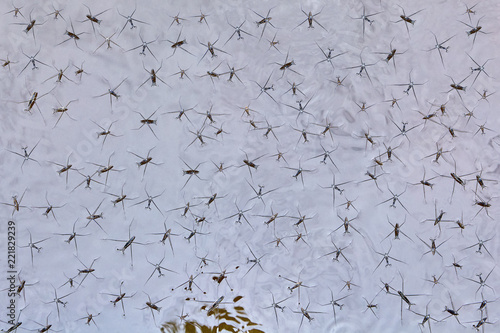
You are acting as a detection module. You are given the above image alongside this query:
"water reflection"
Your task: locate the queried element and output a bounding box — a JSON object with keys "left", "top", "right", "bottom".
{"left": 161, "top": 296, "right": 264, "bottom": 333}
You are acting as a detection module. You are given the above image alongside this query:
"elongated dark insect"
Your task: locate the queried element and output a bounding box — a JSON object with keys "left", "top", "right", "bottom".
{"left": 439, "top": 155, "right": 476, "bottom": 202}
{"left": 148, "top": 220, "right": 179, "bottom": 254}
{"left": 198, "top": 37, "right": 230, "bottom": 64}
{"left": 224, "top": 63, "right": 245, "bottom": 83}
{"left": 78, "top": 309, "right": 100, "bottom": 327}
{"left": 82, "top": 199, "right": 106, "bottom": 233}
{"left": 460, "top": 16, "right": 486, "bottom": 46}
{"left": 442, "top": 292, "right": 465, "bottom": 326}
{"left": 238, "top": 150, "right": 266, "bottom": 180}
{"left": 12, "top": 11, "right": 44, "bottom": 43}
{"left": 57, "top": 20, "right": 86, "bottom": 49}
{"left": 417, "top": 235, "right": 451, "bottom": 258}
{"left": 252, "top": 7, "right": 276, "bottom": 40}
{"left": 292, "top": 302, "right": 325, "bottom": 330}
{"left": 168, "top": 12, "right": 187, "bottom": 28}
{"left": 410, "top": 301, "right": 439, "bottom": 333}
{"left": 180, "top": 159, "right": 204, "bottom": 189}
{"left": 295, "top": 7, "right": 328, "bottom": 31}
{"left": 137, "top": 292, "right": 169, "bottom": 325}
{"left": 283, "top": 161, "right": 315, "bottom": 188}
{"left": 166, "top": 29, "right": 194, "bottom": 58}
{"left": 362, "top": 295, "right": 379, "bottom": 319}
{"left": 392, "top": 5, "right": 424, "bottom": 37}
{"left": 174, "top": 271, "right": 203, "bottom": 292}
{"left": 129, "top": 147, "right": 163, "bottom": 179}
{"left": 445, "top": 75, "right": 468, "bottom": 102}
{"left": 80, "top": 5, "right": 110, "bottom": 33}
{"left": 388, "top": 272, "right": 428, "bottom": 323}
{"left": 198, "top": 62, "right": 224, "bottom": 85}
{"left": 133, "top": 108, "right": 160, "bottom": 139}
{"left": 375, "top": 38, "right": 406, "bottom": 71}
{"left": 101, "top": 281, "right": 136, "bottom": 317}
{"left": 6, "top": 2, "right": 25, "bottom": 18}
{"left": 274, "top": 50, "right": 302, "bottom": 77}
{"left": 279, "top": 272, "right": 311, "bottom": 306}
